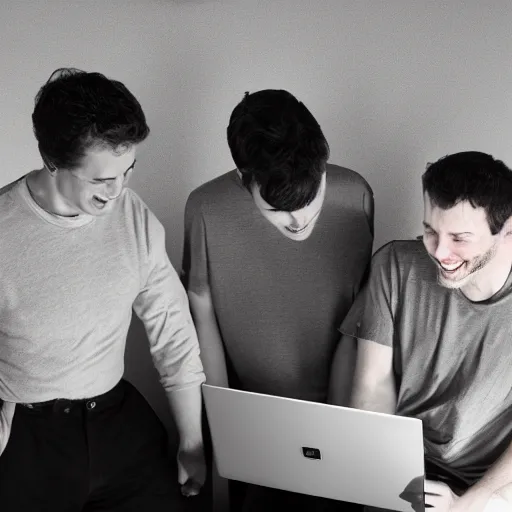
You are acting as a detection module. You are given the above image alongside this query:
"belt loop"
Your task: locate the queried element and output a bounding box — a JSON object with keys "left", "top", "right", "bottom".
{"left": 53, "top": 399, "right": 74, "bottom": 414}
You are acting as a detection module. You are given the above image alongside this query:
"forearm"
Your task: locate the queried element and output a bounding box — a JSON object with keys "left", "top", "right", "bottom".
{"left": 328, "top": 335, "right": 357, "bottom": 406}
{"left": 350, "top": 365, "right": 397, "bottom": 414}
{"left": 188, "top": 290, "right": 229, "bottom": 388}
{"left": 195, "top": 318, "right": 228, "bottom": 387}
{"left": 348, "top": 338, "right": 397, "bottom": 414}
{"left": 459, "top": 440, "right": 512, "bottom": 511}
{"left": 167, "top": 385, "right": 203, "bottom": 448}
{"left": 349, "top": 362, "right": 397, "bottom": 413}
{"left": 350, "top": 382, "right": 397, "bottom": 413}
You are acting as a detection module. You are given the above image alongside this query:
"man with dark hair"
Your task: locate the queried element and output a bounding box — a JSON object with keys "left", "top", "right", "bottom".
{"left": 0, "top": 68, "right": 206, "bottom": 511}
{"left": 333, "top": 151, "right": 512, "bottom": 511}
{"left": 182, "top": 89, "right": 374, "bottom": 511}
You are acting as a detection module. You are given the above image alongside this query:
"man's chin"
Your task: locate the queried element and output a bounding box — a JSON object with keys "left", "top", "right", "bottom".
{"left": 438, "top": 274, "right": 465, "bottom": 289}
{"left": 437, "top": 267, "right": 477, "bottom": 290}
{"left": 280, "top": 221, "right": 319, "bottom": 241}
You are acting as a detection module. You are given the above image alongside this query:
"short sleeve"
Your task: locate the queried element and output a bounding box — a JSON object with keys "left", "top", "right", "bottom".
{"left": 182, "top": 191, "right": 209, "bottom": 294}
{"left": 339, "top": 242, "right": 397, "bottom": 347}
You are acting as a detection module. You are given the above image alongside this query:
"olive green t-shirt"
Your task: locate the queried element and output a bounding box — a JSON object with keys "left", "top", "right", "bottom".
{"left": 340, "top": 240, "right": 512, "bottom": 489}
{"left": 182, "top": 164, "right": 374, "bottom": 403}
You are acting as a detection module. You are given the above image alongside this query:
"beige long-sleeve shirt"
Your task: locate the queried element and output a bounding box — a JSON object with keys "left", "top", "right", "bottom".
{"left": 0, "top": 174, "right": 205, "bottom": 452}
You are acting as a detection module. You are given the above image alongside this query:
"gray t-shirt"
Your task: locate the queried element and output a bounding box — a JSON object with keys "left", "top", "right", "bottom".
{"left": 182, "top": 164, "right": 374, "bottom": 402}
{"left": 340, "top": 240, "right": 512, "bottom": 488}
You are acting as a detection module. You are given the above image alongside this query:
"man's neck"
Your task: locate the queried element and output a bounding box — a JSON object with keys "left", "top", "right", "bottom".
{"left": 27, "top": 169, "right": 79, "bottom": 218}
{"left": 461, "top": 254, "right": 512, "bottom": 302}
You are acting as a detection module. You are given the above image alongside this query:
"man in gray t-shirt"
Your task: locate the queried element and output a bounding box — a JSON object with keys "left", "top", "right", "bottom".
{"left": 183, "top": 90, "right": 373, "bottom": 511}
{"left": 335, "top": 151, "right": 512, "bottom": 512}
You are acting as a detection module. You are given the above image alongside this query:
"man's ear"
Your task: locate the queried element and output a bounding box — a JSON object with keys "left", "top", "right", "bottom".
{"left": 501, "top": 216, "right": 512, "bottom": 239}
{"left": 41, "top": 155, "right": 58, "bottom": 175}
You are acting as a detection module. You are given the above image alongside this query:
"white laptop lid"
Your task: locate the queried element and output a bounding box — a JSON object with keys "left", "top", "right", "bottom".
{"left": 203, "top": 384, "right": 425, "bottom": 512}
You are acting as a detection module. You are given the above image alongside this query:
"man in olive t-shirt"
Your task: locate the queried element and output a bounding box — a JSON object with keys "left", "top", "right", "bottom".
{"left": 335, "top": 151, "right": 512, "bottom": 512}
{"left": 183, "top": 90, "right": 374, "bottom": 511}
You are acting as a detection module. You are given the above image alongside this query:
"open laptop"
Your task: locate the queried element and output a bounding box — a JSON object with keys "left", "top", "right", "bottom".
{"left": 203, "top": 384, "right": 425, "bottom": 512}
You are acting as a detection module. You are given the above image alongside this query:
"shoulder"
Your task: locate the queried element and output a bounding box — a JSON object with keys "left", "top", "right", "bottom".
{"left": 122, "top": 187, "right": 164, "bottom": 234}
{"left": 123, "top": 187, "right": 152, "bottom": 215}
{"left": 371, "top": 239, "right": 428, "bottom": 272}
{"left": 326, "top": 163, "right": 373, "bottom": 195}
{"left": 185, "top": 170, "right": 241, "bottom": 216}
{"left": 0, "top": 175, "right": 26, "bottom": 222}
{"left": 325, "top": 164, "right": 374, "bottom": 218}
{"left": 0, "top": 175, "right": 25, "bottom": 201}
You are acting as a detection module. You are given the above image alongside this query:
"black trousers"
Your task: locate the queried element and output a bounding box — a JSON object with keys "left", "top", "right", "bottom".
{"left": 0, "top": 379, "right": 185, "bottom": 512}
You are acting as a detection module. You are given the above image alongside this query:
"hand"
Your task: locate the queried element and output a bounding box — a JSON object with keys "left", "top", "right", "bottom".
{"left": 424, "top": 479, "right": 459, "bottom": 511}
{"left": 399, "top": 476, "right": 425, "bottom": 512}
{"left": 177, "top": 442, "right": 206, "bottom": 497}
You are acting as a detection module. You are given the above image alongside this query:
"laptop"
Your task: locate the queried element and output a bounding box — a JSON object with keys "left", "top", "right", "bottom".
{"left": 202, "top": 384, "right": 425, "bottom": 512}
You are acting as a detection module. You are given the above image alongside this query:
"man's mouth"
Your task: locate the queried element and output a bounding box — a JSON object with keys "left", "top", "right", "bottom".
{"left": 285, "top": 212, "right": 320, "bottom": 234}
{"left": 93, "top": 195, "right": 108, "bottom": 208}
{"left": 439, "top": 261, "right": 465, "bottom": 273}
{"left": 286, "top": 224, "right": 308, "bottom": 234}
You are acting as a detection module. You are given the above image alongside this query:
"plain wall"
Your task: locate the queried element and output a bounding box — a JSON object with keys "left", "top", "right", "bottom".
{"left": 1, "top": 0, "right": 512, "bottom": 436}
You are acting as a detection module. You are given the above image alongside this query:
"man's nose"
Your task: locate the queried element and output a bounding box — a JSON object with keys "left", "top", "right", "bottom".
{"left": 434, "top": 239, "right": 453, "bottom": 261}
{"left": 106, "top": 177, "right": 124, "bottom": 199}
{"left": 289, "top": 212, "right": 306, "bottom": 228}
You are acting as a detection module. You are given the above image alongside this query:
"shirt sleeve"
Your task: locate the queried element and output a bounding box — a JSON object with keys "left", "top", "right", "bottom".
{"left": 133, "top": 210, "right": 205, "bottom": 393}
{"left": 339, "top": 242, "right": 397, "bottom": 347}
{"left": 181, "top": 191, "right": 209, "bottom": 294}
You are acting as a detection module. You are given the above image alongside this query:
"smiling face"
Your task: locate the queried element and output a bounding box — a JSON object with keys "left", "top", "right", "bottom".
{"left": 422, "top": 193, "right": 501, "bottom": 289}
{"left": 51, "top": 146, "right": 137, "bottom": 216}
{"left": 250, "top": 172, "right": 327, "bottom": 241}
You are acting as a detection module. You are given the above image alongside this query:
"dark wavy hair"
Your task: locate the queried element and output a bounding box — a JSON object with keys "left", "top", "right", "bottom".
{"left": 227, "top": 89, "right": 329, "bottom": 212}
{"left": 32, "top": 68, "right": 149, "bottom": 171}
{"left": 422, "top": 151, "right": 512, "bottom": 234}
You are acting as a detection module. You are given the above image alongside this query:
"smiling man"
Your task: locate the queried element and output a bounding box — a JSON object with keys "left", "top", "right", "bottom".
{"left": 334, "top": 151, "right": 512, "bottom": 512}
{"left": 0, "top": 68, "right": 206, "bottom": 511}
{"left": 182, "top": 89, "right": 374, "bottom": 511}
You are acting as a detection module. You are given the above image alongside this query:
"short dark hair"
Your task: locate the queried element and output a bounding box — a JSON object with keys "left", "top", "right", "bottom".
{"left": 227, "top": 89, "right": 329, "bottom": 212}
{"left": 422, "top": 151, "right": 512, "bottom": 235}
{"left": 32, "top": 68, "right": 150, "bottom": 171}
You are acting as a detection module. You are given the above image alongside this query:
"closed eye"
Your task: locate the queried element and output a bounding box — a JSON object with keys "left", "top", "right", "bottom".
{"left": 92, "top": 160, "right": 136, "bottom": 183}
{"left": 93, "top": 171, "right": 131, "bottom": 184}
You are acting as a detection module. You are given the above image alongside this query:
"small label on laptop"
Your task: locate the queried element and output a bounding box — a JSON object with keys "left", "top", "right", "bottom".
{"left": 302, "top": 447, "right": 321, "bottom": 460}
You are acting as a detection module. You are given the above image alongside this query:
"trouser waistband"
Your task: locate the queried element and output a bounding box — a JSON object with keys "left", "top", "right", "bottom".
{"left": 15, "top": 379, "right": 125, "bottom": 415}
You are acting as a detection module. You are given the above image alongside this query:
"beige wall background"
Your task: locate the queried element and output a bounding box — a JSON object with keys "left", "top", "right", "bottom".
{"left": 1, "top": 0, "right": 511, "bottom": 434}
